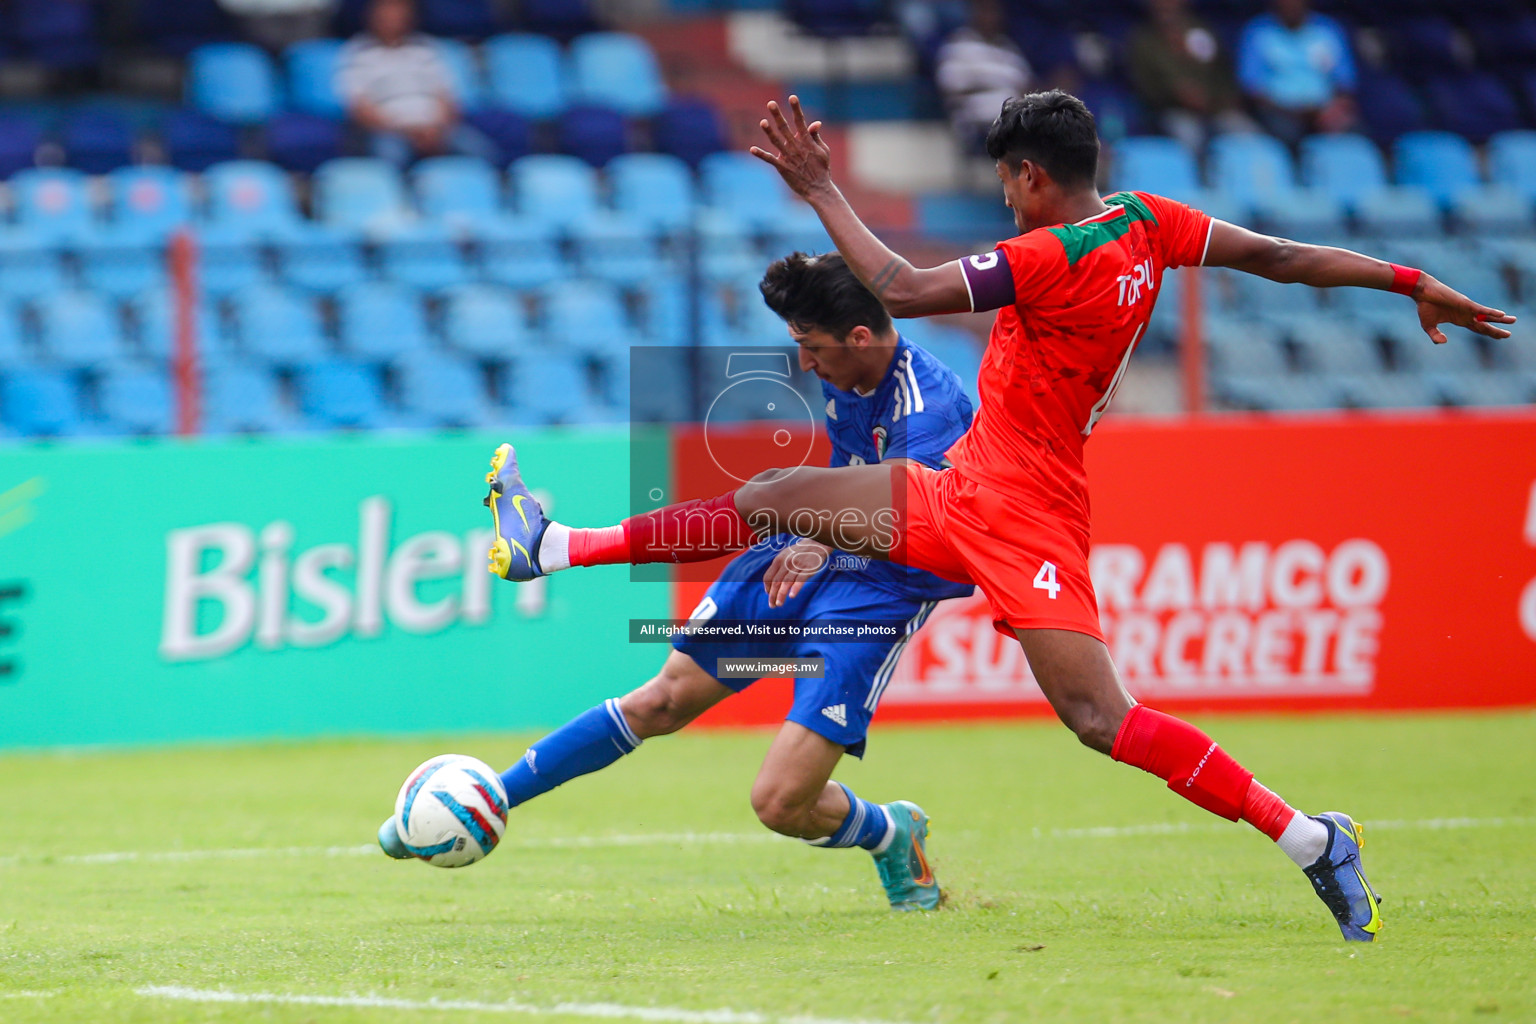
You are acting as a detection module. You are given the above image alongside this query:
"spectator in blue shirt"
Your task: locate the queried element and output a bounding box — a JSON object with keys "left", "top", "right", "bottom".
{"left": 1237, "top": 0, "right": 1357, "bottom": 142}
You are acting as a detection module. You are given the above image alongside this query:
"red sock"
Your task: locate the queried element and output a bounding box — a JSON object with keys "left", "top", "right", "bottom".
{"left": 1239, "top": 780, "right": 1297, "bottom": 842}
{"left": 1110, "top": 705, "right": 1252, "bottom": 821}
{"left": 569, "top": 491, "right": 758, "bottom": 567}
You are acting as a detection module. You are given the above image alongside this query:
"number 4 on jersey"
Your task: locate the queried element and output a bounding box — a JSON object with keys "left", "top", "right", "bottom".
{"left": 1033, "top": 561, "right": 1061, "bottom": 600}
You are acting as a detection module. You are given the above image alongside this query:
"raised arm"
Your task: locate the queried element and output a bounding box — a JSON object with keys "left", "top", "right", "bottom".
{"left": 1203, "top": 220, "right": 1517, "bottom": 345}
{"left": 750, "top": 97, "right": 971, "bottom": 318}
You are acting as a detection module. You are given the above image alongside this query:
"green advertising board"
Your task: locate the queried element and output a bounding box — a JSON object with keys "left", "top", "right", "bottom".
{"left": 0, "top": 430, "right": 670, "bottom": 749}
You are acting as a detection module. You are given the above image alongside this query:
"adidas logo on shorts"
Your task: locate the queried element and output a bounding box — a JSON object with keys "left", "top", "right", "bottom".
{"left": 821, "top": 704, "right": 847, "bottom": 727}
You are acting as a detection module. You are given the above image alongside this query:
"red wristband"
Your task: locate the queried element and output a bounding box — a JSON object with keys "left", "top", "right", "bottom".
{"left": 1389, "top": 263, "right": 1422, "bottom": 296}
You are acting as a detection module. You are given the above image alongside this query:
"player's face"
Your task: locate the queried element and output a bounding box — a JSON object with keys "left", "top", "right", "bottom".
{"left": 791, "top": 326, "right": 861, "bottom": 391}
{"left": 996, "top": 160, "right": 1033, "bottom": 234}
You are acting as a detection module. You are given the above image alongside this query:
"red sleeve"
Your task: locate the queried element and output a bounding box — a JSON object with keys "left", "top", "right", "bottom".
{"left": 994, "top": 231, "right": 1068, "bottom": 307}
{"left": 1135, "top": 191, "right": 1214, "bottom": 269}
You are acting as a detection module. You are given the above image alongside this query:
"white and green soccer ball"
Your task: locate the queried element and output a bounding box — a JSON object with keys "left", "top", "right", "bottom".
{"left": 390, "top": 754, "right": 508, "bottom": 868}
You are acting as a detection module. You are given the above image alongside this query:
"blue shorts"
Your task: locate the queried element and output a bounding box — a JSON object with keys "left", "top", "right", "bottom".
{"left": 671, "top": 540, "right": 939, "bottom": 758}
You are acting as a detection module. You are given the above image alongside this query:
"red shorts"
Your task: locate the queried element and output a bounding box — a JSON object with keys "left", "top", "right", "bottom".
{"left": 890, "top": 464, "right": 1103, "bottom": 641}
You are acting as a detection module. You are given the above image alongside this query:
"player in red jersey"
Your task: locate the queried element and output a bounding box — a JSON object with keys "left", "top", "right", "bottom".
{"left": 485, "top": 91, "right": 1515, "bottom": 940}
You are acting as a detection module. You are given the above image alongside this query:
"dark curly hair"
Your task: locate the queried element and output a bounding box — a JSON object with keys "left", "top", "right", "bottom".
{"left": 985, "top": 90, "right": 1100, "bottom": 187}
{"left": 758, "top": 251, "right": 892, "bottom": 340}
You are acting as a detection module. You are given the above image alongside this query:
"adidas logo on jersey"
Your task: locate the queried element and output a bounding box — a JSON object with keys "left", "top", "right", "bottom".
{"left": 821, "top": 704, "right": 847, "bottom": 727}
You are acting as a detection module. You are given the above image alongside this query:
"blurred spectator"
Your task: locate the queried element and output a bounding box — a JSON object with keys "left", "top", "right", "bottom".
{"left": 336, "top": 0, "right": 498, "bottom": 166}
{"left": 934, "top": 0, "right": 1033, "bottom": 151}
{"left": 219, "top": 0, "right": 337, "bottom": 49}
{"left": 1237, "top": 0, "right": 1357, "bottom": 143}
{"left": 1128, "top": 0, "right": 1254, "bottom": 151}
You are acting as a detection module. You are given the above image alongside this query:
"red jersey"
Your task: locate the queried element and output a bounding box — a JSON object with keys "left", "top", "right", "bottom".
{"left": 949, "top": 191, "right": 1212, "bottom": 524}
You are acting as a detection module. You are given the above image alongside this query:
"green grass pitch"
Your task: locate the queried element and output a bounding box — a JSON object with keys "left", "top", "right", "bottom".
{"left": 1, "top": 712, "right": 1534, "bottom": 1024}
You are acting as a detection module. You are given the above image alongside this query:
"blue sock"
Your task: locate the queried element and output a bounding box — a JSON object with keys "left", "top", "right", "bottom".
{"left": 805, "top": 783, "right": 893, "bottom": 851}
{"left": 499, "top": 699, "right": 642, "bottom": 807}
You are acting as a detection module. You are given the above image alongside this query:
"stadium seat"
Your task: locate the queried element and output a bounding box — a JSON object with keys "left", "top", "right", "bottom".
{"left": 135, "top": 0, "right": 236, "bottom": 57}
{"left": 61, "top": 108, "right": 135, "bottom": 175}
{"left": 412, "top": 156, "right": 505, "bottom": 224}
{"left": 1110, "top": 136, "right": 1200, "bottom": 201}
{"left": 264, "top": 113, "right": 345, "bottom": 174}
{"left": 99, "top": 365, "right": 174, "bottom": 434}
{"left": 540, "top": 279, "right": 631, "bottom": 360}
{"left": 504, "top": 350, "right": 590, "bottom": 423}
{"left": 700, "top": 152, "right": 796, "bottom": 230}
{"left": 570, "top": 214, "right": 663, "bottom": 287}
{"left": 0, "top": 301, "right": 28, "bottom": 365}
{"left": 0, "top": 367, "right": 81, "bottom": 436}
{"left": 194, "top": 224, "right": 271, "bottom": 296}
{"left": 484, "top": 34, "right": 569, "bottom": 119}
{"left": 108, "top": 166, "right": 192, "bottom": 238}
{"left": 1386, "top": 15, "right": 1461, "bottom": 66}
{"left": 312, "top": 158, "right": 411, "bottom": 230}
{"left": 1281, "top": 318, "right": 1386, "bottom": 374}
{"left": 1208, "top": 133, "right": 1296, "bottom": 210}
{"left": 520, "top": 0, "right": 596, "bottom": 39}
{"left": 203, "top": 362, "right": 292, "bottom": 433}
{"left": 298, "top": 360, "right": 389, "bottom": 428}
{"left": 0, "top": 115, "right": 42, "bottom": 178}
{"left": 204, "top": 161, "right": 304, "bottom": 236}
{"left": 33, "top": 291, "right": 126, "bottom": 366}
{"left": 11, "top": 168, "right": 93, "bottom": 241}
{"left": 692, "top": 209, "right": 766, "bottom": 285}
{"left": 511, "top": 155, "right": 600, "bottom": 229}
{"left": 785, "top": 0, "right": 885, "bottom": 37}
{"left": 160, "top": 109, "right": 241, "bottom": 173}
{"left": 230, "top": 285, "right": 328, "bottom": 365}
{"left": 1393, "top": 132, "right": 1482, "bottom": 207}
{"left": 440, "top": 283, "right": 531, "bottom": 358}
{"left": 433, "top": 38, "right": 487, "bottom": 110}
{"left": 463, "top": 109, "right": 533, "bottom": 167}
{"left": 376, "top": 223, "right": 470, "bottom": 291}
{"left": 395, "top": 349, "right": 493, "bottom": 427}
{"left": 1299, "top": 134, "right": 1388, "bottom": 212}
{"left": 569, "top": 33, "right": 667, "bottom": 118}
{"left": 1489, "top": 131, "right": 1536, "bottom": 202}
{"left": 653, "top": 99, "right": 726, "bottom": 169}
{"left": 1451, "top": 186, "right": 1536, "bottom": 234}
{"left": 559, "top": 105, "right": 630, "bottom": 167}
{"left": 284, "top": 38, "right": 345, "bottom": 119}
{"left": 1330, "top": 373, "right": 1440, "bottom": 410}
{"left": 1354, "top": 186, "right": 1442, "bottom": 235}
{"left": 1252, "top": 190, "right": 1347, "bottom": 240}
{"left": 901, "top": 324, "right": 983, "bottom": 407}
{"left": 0, "top": 231, "right": 68, "bottom": 302}
{"left": 1075, "top": 79, "right": 1150, "bottom": 142}
{"left": 77, "top": 233, "right": 167, "bottom": 300}
{"left": 1355, "top": 73, "right": 1429, "bottom": 145}
{"left": 419, "top": 0, "right": 498, "bottom": 38}
{"left": 10, "top": 0, "right": 99, "bottom": 70}
{"left": 1381, "top": 320, "right": 1487, "bottom": 374}
{"left": 132, "top": 289, "right": 223, "bottom": 360}
{"left": 1424, "top": 73, "right": 1524, "bottom": 144}
{"left": 636, "top": 276, "right": 730, "bottom": 347}
{"left": 335, "top": 282, "right": 430, "bottom": 361}
{"left": 187, "top": 43, "right": 280, "bottom": 124}
{"left": 1428, "top": 371, "right": 1535, "bottom": 408}
{"left": 273, "top": 225, "right": 369, "bottom": 293}
{"left": 609, "top": 153, "right": 697, "bottom": 233}
{"left": 472, "top": 218, "right": 564, "bottom": 289}
{"left": 1205, "top": 318, "right": 1290, "bottom": 376}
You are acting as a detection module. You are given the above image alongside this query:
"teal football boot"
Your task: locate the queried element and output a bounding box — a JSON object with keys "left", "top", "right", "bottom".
{"left": 377, "top": 816, "right": 411, "bottom": 860}
{"left": 871, "top": 801, "right": 941, "bottom": 911}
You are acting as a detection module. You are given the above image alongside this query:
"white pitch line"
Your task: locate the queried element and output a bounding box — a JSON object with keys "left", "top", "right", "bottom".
{"left": 136, "top": 985, "right": 910, "bottom": 1024}
{"left": 1039, "top": 815, "right": 1536, "bottom": 840}
{"left": 0, "top": 992, "right": 58, "bottom": 1000}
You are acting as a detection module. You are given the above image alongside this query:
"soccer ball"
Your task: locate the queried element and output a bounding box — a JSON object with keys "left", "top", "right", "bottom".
{"left": 391, "top": 754, "right": 508, "bottom": 868}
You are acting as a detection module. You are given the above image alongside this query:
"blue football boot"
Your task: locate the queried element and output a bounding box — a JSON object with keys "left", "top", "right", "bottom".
{"left": 484, "top": 443, "right": 550, "bottom": 581}
{"left": 377, "top": 816, "right": 411, "bottom": 860}
{"left": 871, "top": 801, "right": 941, "bottom": 911}
{"left": 1303, "top": 811, "right": 1383, "bottom": 942}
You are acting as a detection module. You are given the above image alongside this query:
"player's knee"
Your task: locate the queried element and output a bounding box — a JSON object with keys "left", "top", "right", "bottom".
{"left": 750, "top": 784, "right": 814, "bottom": 837}
{"left": 618, "top": 682, "right": 690, "bottom": 738}
{"left": 1056, "top": 700, "right": 1119, "bottom": 755}
{"left": 736, "top": 470, "right": 797, "bottom": 524}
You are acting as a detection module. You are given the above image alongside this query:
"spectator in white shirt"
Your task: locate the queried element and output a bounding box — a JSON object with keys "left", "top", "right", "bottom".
{"left": 934, "top": 0, "right": 1033, "bottom": 152}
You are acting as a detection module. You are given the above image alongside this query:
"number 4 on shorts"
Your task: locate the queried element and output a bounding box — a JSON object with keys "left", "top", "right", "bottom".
{"left": 1033, "top": 561, "right": 1061, "bottom": 600}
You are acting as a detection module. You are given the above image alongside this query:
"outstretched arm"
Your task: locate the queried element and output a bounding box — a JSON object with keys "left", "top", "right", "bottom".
{"left": 1203, "top": 220, "right": 1517, "bottom": 345}
{"left": 751, "top": 96, "right": 971, "bottom": 318}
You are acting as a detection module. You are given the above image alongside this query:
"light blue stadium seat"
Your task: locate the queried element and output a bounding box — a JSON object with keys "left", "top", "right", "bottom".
{"left": 131, "top": 289, "right": 222, "bottom": 361}
{"left": 433, "top": 38, "right": 486, "bottom": 110}
{"left": 511, "top": 155, "right": 599, "bottom": 229}
{"left": 1488, "top": 131, "right": 1536, "bottom": 202}
{"left": 312, "top": 158, "right": 411, "bottom": 230}
{"left": 1279, "top": 316, "right": 1385, "bottom": 373}
{"left": 0, "top": 232, "right": 68, "bottom": 301}
{"left": 336, "top": 282, "right": 430, "bottom": 361}
{"left": 412, "top": 156, "right": 505, "bottom": 224}
{"left": 193, "top": 224, "right": 271, "bottom": 295}
{"left": 108, "top": 166, "right": 193, "bottom": 238}
{"left": 1354, "top": 186, "right": 1441, "bottom": 235}
{"left": 1382, "top": 321, "right": 1486, "bottom": 373}
{"left": 99, "top": 365, "right": 173, "bottom": 434}
{"left": 699, "top": 152, "right": 813, "bottom": 233}
{"left": 395, "top": 348, "right": 492, "bottom": 427}
{"left": 11, "top": 168, "right": 93, "bottom": 240}
{"left": 1110, "top": 136, "right": 1200, "bottom": 200}
{"left": 0, "top": 300, "right": 27, "bottom": 365}
{"left": 1208, "top": 133, "right": 1296, "bottom": 210}
{"left": 469, "top": 218, "right": 563, "bottom": 289}
{"left": 441, "top": 283, "right": 531, "bottom": 358}
{"left": 541, "top": 279, "right": 633, "bottom": 360}
{"left": 608, "top": 153, "right": 696, "bottom": 232}
{"left": 1205, "top": 317, "right": 1289, "bottom": 376}
{"left": 1252, "top": 190, "right": 1347, "bottom": 239}
{"left": 900, "top": 322, "right": 983, "bottom": 406}
{"left": 77, "top": 233, "right": 167, "bottom": 299}
{"left": 637, "top": 276, "right": 730, "bottom": 347}
{"left": 610, "top": 344, "right": 691, "bottom": 421}
{"left": 1214, "top": 372, "right": 1341, "bottom": 412}
{"left": 1299, "top": 134, "right": 1388, "bottom": 211}
{"left": 230, "top": 285, "right": 328, "bottom": 365}
{"left": 569, "top": 32, "right": 666, "bottom": 117}
{"left": 505, "top": 350, "right": 590, "bottom": 423}
{"left": 273, "top": 224, "right": 369, "bottom": 292}
{"left": 298, "top": 360, "right": 389, "bottom": 428}
{"left": 570, "top": 214, "right": 664, "bottom": 287}
{"left": 187, "top": 43, "right": 279, "bottom": 124}
{"left": 204, "top": 161, "right": 304, "bottom": 236}
{"left": 1451, "top": 185, "right": 1536, "bottom": 234}
{"left": 375, "top": 222, "right": 470, "bottom": 291}
{"left": 763, "top": 208, "right": 833, "bottom": 259}
{"left": 484, "top": 34, "right": 568, "bottom": 119}
{"left": 1394, "top": 131, "right": 1481, "bottom": 207}
{"left": 693, "top": 209, "right": 763, "bottom": 285}
{"left": 285, "top": 38, "right": 344, "bottom": 119}
{"left": 204, "top": 362, "right": 293, "bottom": 433}
{"left": 0, "top": 366, "right": 81, "bottom": 436}
{"left": 1330, "top": 373, "right": 1439, "bottom": 410}
{"left": 34, "top": 291, "right": 126, "bottom": 366}
{"left": 1427, "top": 371, "right": 1533, "bottom": 408}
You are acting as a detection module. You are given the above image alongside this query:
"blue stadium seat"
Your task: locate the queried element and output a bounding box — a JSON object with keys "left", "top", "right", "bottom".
{"left": 637, "top": 276, "right": 730, "bottom": 346}
{"left": 203, "top": 362, "right": 292, "bottom": 433}
{"left": 504, "top": 350, "right": 590, "bottom": 423}
{"left": 541, "top": 279, "right": 632, "bottom": 360}
{"left": 463, "top": 109, "right": 533, "bottom": 168}
{"left": 108, "top": 166, "right": 192, "bottom": 238}
{"left": 284, "top": 38, "right": 345, "bottom": 119}
{"left": 609, "top": 154, "right": 696, "bottom": 233}
{"left": 433, "top": 38, "right": 487, "bottom": 110}
{"left": 1355, "top": 73, "right": 1428, "bottom": 146}
{"left": 0, "top": 232, "right": 68, "bottom": 302}
{"left": 395, "top": 349, "right": 493, "bottom": 427}
{"left": 1394, "top": 131, "right": 1482, "bottom": 207}
{"left": 1076, "top": 79, "right": 1150, "bottom": 142}
{"left": 419, "top": 0, "right": 498, "bottom": 38}
{"left": 0, "top": 115, "right": 42, "bottom": 178}
{"left": 1489, "top": 131, "right": 1536, "bottom": 202}
{"left": 230, "top": 285, "right": 328, "bottom": 365}
{"left": 187, "top": 43, "right": 280, "bottom": 124}
{"left": 312, "top": 158, "right": 411, "bottom": 230}
{"left": 520, "top": 0, "right": 596, "bottom": 39}
{"left": 336, "top": 282, "right": 430, "bottom": 361}
{"left": 1428, "top": 371, "right": 1534, "bottom": 409}
{"left": 273, "top": 224, "right": 368, "bottom": 293}
{"left": 136, "top": 0, "right": 236, "bottom": 57}
{"left": 700, "top": 152, "right": 798, "bottom": 231}
{"left": 0, "top": 301, "right": 27, "bottom": 365}
{"left": 693, "top": 209, "right": 764, "bottom": 285}
{"left": 61, "top": 108, "right": 135, "bottom": 175}
{"left": 1208, "top": 133, "right": 1296, "bottom": 209}
{"left": 10, "top": 0, "right": 99, "bottom": 70}
{"left": 1252, "top": 190, "right": 1347, "bottom": 240}
{"left": 900, "top": 324, "right": 982, "bottom": 407}
{"left": 1110, "top": 136, "right": 1200, "bottom": 200}
{"left": 1330, "top": 373, "right": 1440, "bottom": 410}
{"left": 560, "top": 105, "right": 630, "bottom": 167}
{"left": 77, "top": 234, "right": 167, "bottom": 300}
{"left": 0, "top": 367, "right": 81, "bottom": 436}
{"left": 1355, "top": 186, "right": 1442, "bottom": 235}
{"left": 441, "top": 283, "right": 531, "bottom": 358}
{"left": 1205, "top": 317, "right": 1289, "bottom": 376}
{"left": 194, "top": 224, "right": 270, "bottom": 296}
{"left": 33, "top": 291, "right": 126, "bottom": 366}
{"left": 376, "top": 223, "right": 470, "bottom": 291}
{"left": 412, "top": 156, "right": 505, "bottom": 224}
{"left": 571, "top": 214, "right": 663, "bottom": 287}
{"left": 511, "top": 155, "right": 599, "bottom": 228}
{"left": 1386, "top": 15, "right": 1461, "bottom": 66}
{"left": 472, "top": 217, "right": 564, "bottom": 289}
{"left": 264, "top": 113, "right": 345, "bottom": 174}
{"left": 611, "top": 344, "right": 690, "bottom": 421}
{"left": 99, "top": 365, "right": 174, "bottom": 435}
{"left": 11, "top": 168, "right": 93, "bottom": 241}
{"left": 298, "top": 360, "right": 389, "bottom": 428}
{"left": 569, "top": 33, "right": 667, "bottom": 117}
{"left": 484, "top": 34, "right": 569, "bottom": 119}
{"left": 653, "top": 99, "right": 726, "bottom": 169}
{"left": 1281, "top": 318, "right": 1386, "bottom": 374}
{"left": 1451, "top": 186, "right": 1535, "bottom": 234}
{"left": 160, "top": 109, "right": 241, "bottom": 173}
{"left": 204, "top": 161, "right": 303, "bottom": 236}
{"left": 1425, "top": 73, "right": 1524, "bottom": 144}
{"left": 1299, "top": 134, "right": 1387, "bottom": 211}
{"left": 132, "top": 289, "right": 223, "bottom": 361}
{"left": 1381, "top": 320, "right": 1487, "bottom": 374}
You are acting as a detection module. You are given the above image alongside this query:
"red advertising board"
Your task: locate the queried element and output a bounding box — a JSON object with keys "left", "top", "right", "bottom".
{"left": 675, "top": 412, "right": 1536, "bottom": 726}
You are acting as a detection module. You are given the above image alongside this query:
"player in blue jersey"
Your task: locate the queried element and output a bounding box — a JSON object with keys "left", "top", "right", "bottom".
{"left": 379, "top": 252, "right": 974, "bottom": 911}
